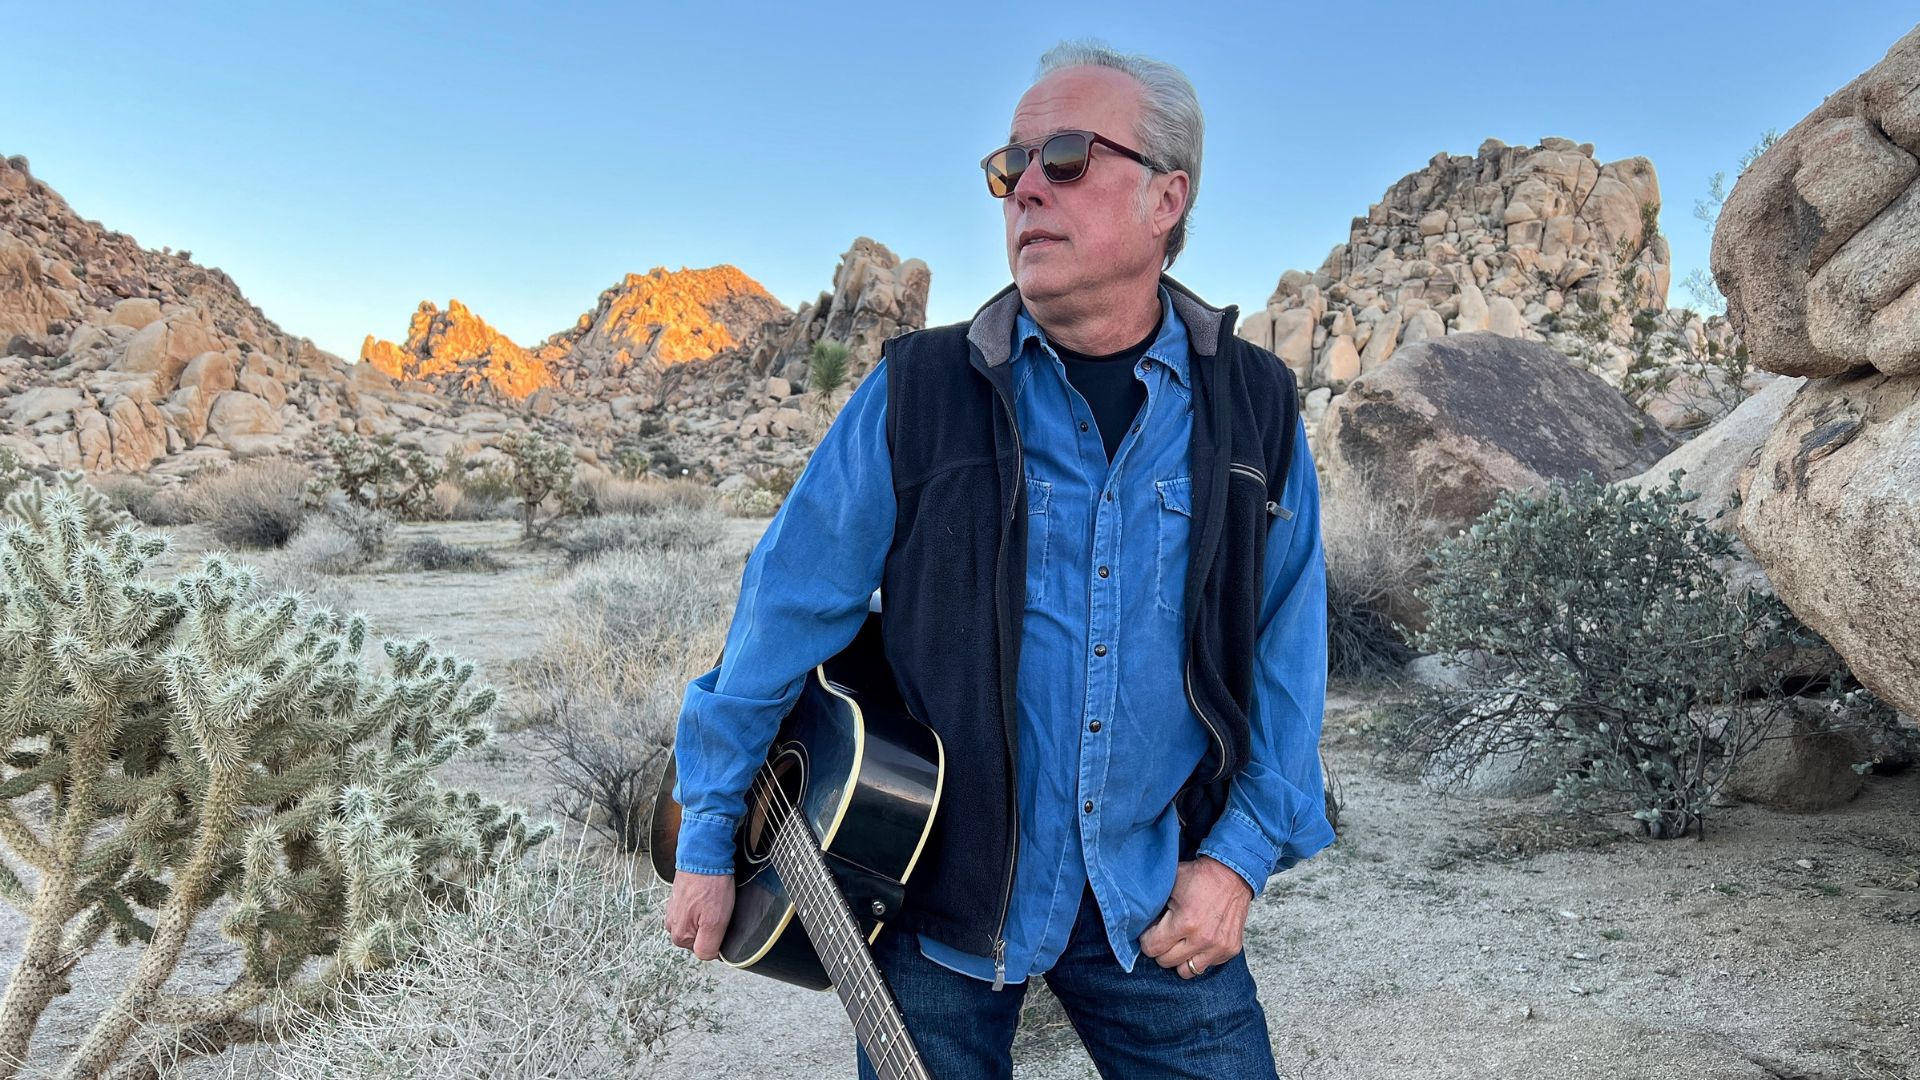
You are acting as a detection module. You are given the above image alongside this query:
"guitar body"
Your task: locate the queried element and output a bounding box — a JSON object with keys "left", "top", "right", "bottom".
{"left": 650, "top": 606, "right": 944, "bottom": 991}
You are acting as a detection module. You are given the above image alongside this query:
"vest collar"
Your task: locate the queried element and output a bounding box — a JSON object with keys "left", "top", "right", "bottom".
{"left": 964, "top": 272, "right": 1241, "bottom": 370}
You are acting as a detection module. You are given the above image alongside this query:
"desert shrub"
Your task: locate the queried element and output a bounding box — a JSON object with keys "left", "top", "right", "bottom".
{"left": 555, "top": 506, "right": 727, "bottom": 568}
{"left": 0, "top": 493, "right": 551, "bottom": 1077}
{"left": 524, "top": 546, "right": 736, "bottom": 853}
{"left": 499, "top": 429, "right": 583, "bottom": 542}
{"left": 91, "top": 472, "right": 193, "bottom": 526}
{"left": 199, "top": 853, "right": 717, "bottom": 1080}
{"left": 181, "top": 458, "right": 312, "bottom": 548}
{"left": 574, "top": 473, "right": 697, "bottom": 518}
{"left": 312, "top": 433, "right": 444, "bottom": 519}
{"left": 1319, "top": 460, "right": 1433, "bottom": 683}
{"left": 1399, "top": 470, "right": 1876, "bottom": 838}
{"left": 388, "top": 537, "right": 504, "bottom": 573}
{"left": 265, "top": 492, "right": 391, "bottom": 580}
{"left": 427, "top": 476, "right": 516, "bottom": 522}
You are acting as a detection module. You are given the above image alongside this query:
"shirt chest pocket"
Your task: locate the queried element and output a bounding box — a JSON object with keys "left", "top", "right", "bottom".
{"left": 1153, "top": 475, "right": 1192, "bottom": 618}
{"left": 1025, "top": 476, "right": 1052, "bottom": 605}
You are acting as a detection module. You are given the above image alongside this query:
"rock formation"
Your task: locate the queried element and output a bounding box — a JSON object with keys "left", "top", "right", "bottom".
{"left": 0, "top": 153, "right": 378, "bottom": 476}
{"left": 1239, "top": 136, "right": 1744, "bottom": 437}
{"left": 1713, "top": 26, "right": 1920, "bottom": 724}
{"left": 1320, "top": 331, "right": 1676, "bottom": 533}
{"left": 361, "top": 299, "right": 551, "bottom": 400}
{"left": 0, "top": 148, "right": 930, "bottom": 490}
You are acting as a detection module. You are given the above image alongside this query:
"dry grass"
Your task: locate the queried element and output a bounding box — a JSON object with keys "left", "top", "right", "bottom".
{"left": 1319, "top": 459, "right": 1441, "bottom": 684}
{"left": 190, "top": 847, "right": 719, "bottom": 1080}
{"left": 555, "top": 506, "right": 728, "bottom": 568}
{"left": 180, "top": 458, "right": 313, "bottom": 548}
{"left": 576, "top": 474, "right": 722, "bottom": 518}
{"left": 522, "top": 542, "right": 737, "bottom": 852}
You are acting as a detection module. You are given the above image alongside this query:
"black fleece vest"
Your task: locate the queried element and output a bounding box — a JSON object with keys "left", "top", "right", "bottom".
{"left": 877, "top": 274, "right": 1300, "bottom": 959}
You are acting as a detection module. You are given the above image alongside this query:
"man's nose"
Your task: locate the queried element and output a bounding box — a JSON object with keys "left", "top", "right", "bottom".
{"left": 1013, "top": 159, "right": 1052, "bottom": 206}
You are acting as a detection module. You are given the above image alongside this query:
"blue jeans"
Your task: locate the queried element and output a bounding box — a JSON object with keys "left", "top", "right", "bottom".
{"left": 855, "top": 884, "right": 1279, "bottom": 1079}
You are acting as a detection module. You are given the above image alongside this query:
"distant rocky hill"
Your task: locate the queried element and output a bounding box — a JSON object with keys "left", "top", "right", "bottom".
{"left": 1237, "top": 136, "right": 1749, "bottom": 437}
{"left": 0, "top": 150, "right": 929, "bottom": 487}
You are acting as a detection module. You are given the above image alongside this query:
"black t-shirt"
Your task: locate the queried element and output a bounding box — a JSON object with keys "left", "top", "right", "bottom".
{"left": 1050, "top": 305, "right": 1161, "bottom": 463}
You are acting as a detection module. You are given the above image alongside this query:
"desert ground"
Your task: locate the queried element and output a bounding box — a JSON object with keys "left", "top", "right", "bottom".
{"left": 6, "top": 514, "right": 1910, "bottom": 1080}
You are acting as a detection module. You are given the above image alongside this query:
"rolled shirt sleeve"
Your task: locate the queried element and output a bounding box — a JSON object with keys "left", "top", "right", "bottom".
{"left": 1196, "top": 409, "right": 1337, "bottom": 897}
{"left": 671, "top": 358, "right": 897, "bottom": 875}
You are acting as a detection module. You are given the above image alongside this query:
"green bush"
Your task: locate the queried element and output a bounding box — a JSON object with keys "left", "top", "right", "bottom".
{"left": 313, "top": 433, "right": 445, "bottom": 519}
{"left": 1402, "top": 470, "right": 1859, "bottom": 839}
{"left": 0, "top": 493, "right": 550, "bottom": 1078}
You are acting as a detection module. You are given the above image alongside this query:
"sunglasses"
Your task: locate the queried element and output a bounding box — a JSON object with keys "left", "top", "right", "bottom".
{"left": 979, "top": 129, "right": 1156, "bottom": 198}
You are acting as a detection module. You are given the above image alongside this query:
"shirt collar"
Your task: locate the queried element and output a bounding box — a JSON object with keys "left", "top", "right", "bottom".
{"left": 1013, "top": 283, "right": 1191, "bottom": 388}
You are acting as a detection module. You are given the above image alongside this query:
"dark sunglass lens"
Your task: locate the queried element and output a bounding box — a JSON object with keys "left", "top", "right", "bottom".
{"left": 985, "top": 146, "right": 1027, "bottom": 197}
{"left": 1041, "top": 132, "right": 1090, "bottom": 183}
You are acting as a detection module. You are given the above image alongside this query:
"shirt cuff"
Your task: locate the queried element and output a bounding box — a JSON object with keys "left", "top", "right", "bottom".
{"left": 673, "top": 810, "right": 739, "bottom": 876}
{"left": 1195, "top": 807, "right": 1278, "bottom": 898}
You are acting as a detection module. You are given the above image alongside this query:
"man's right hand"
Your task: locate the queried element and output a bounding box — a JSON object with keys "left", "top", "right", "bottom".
{"left": 665, "top": 870, "right": 735, "bottom": 961}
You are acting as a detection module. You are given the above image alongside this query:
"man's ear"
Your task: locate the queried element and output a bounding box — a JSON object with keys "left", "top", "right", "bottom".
{"left": 1153, "top": 171, "right": 1189, "bottom": 239}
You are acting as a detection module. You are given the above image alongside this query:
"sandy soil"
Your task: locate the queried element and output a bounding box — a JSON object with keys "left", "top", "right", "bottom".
{"left": 3, "top": 516, "right": 1915, "bottom": 1079}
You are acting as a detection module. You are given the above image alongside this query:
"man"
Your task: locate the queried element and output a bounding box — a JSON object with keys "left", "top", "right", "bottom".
{"left": 665, "top": 39, "right": 1335, "bottom": 1079}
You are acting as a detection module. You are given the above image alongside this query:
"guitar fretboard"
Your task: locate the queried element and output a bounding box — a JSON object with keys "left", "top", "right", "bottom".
{"left": 771, "top": 806, "right": 933, "bottom": 1080}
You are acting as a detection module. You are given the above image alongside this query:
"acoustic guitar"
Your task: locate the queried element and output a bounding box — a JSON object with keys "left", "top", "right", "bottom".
{"left": 649, "top": 599, "right": 945, "bottom": 1080}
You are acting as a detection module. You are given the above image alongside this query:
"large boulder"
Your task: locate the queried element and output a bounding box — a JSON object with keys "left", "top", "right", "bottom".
{"left": 1319, "top": 331, "right": 1677, "bottom": 534}
{"left": 1711, "top": 26, "right": 1920, "bottom": 377}
{"left": 1619, "top": 374, "right": 1803, "bottom": 599}
{"left": 1737, "top": 369, "right": 1920, "bottom": 720}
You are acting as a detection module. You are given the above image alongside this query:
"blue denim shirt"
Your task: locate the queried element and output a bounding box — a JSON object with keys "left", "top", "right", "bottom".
{"left": 674, "top": 283, "right": 1335, "bottom": 986}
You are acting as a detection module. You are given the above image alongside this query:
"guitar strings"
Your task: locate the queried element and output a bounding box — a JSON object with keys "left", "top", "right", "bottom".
{"left": 737, "top": 768, "right": 927, "bottom": 1075}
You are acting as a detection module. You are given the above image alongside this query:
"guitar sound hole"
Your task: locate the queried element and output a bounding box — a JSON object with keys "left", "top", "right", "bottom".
{"left": 742, "top": 747, "right": 806, "bottom": 864}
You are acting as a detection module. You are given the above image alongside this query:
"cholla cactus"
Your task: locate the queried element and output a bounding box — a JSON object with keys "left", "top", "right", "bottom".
{"left": 3, "top": 469, "right": 134, "bottom": 537}
{"left": 0, "top": 494, "right": 551, "bottom": 1079}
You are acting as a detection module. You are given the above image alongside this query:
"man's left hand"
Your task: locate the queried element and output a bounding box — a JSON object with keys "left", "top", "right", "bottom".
{"left": 1138, "top": 855, "right": 1253, "bottom": 980}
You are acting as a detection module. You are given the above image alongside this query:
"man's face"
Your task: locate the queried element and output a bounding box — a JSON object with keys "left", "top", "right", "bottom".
{"left": 1002, "top": 66, "right": 1173, "bottom": 304}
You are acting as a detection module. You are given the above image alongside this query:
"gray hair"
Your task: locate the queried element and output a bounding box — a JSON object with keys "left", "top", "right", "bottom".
{"left": 1033, "top": 39, "right": 1204, "bottom": 269}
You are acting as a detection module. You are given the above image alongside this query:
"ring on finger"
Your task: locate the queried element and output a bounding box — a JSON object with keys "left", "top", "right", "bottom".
{"left": 1185, "top": 958, "right": 1200, "bottom": 975}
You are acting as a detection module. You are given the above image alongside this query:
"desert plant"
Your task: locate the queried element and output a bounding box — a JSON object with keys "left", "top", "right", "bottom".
{"left": 498, "top": 430, "right": 583, "bottom": 543}
{"left": 1319, "top": 460, "right": 1433, "bottom": 683}
{"left": 0, "top": 494, "right": 551, "bottom": 1078}
{"left": 0, "top": 449, "right": 25, "bottom": 502}
{"left": 806, "top": 339, "right": 851, "bottom": 423}
{"left": 4, "top": 470, "right": 137, "bottom": 538}
{"left": 181, "top": 459, "right": 312, "bottom": 549}
{"left": 1400, "top": 470, "right": 1850, "bottom": 839}
{"left": 387, "top": 537, "right": 503, "bottom": 573}
{"left": 311, "top": 434, "right": 444, "bottom": 520}
{"left": 91, "top": 473, "right": 193, "bottom": 527}
{"left": 554, "top": 507, "right": 727, "bottom": 568}
{"left": 524, "top": 547, "right": 735, "bottom": 853}
{"left": 198, "top": 851, "right": 717, "bottom": 1080}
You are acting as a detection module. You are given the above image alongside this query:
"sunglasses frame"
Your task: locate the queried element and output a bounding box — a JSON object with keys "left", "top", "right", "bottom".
{"left": 979, "top": 128, "right": 1157, "bottom": 198}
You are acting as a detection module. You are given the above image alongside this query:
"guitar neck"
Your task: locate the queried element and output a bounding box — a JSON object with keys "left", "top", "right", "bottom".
{"left": 772, "top": 810, "right": 933, "bottom": 1080}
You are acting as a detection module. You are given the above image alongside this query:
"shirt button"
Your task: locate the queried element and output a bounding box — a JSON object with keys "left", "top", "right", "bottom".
{"left": 1084, "top": 800, "right": 1095, "bottom": 814}
{"left": 1142, "top": 360, "right": 1153, "bottom": 371}
{"left": 1079, "top": 420, "right": 1089, "bottom": 432}
{"left": 1131, "top": 423, "right": 1140, "bottom": 433}
{"left": 1093, "top": 643, "right": 1107, "bottom": 656}
{"left": 1089, "top": 719, "right": 1102, "bottom": 732}
{"left": 1104, "top": 490, "right": 1113, "bottom": 501}
{"left": 1097, "top": 565, "right": 1109, "bottom": 578}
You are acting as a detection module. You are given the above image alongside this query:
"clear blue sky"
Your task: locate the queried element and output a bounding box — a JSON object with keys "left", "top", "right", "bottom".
{"left": 7, "top": 2, "right": 1915, "bottom": 360}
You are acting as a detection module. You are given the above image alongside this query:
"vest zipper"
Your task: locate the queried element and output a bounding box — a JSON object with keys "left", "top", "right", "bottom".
{"left": 991, "top": 380, "right": 1024, "bottom": 991}
{"left": 1184, "top": 656, "right": 1230, "bottom": 784}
